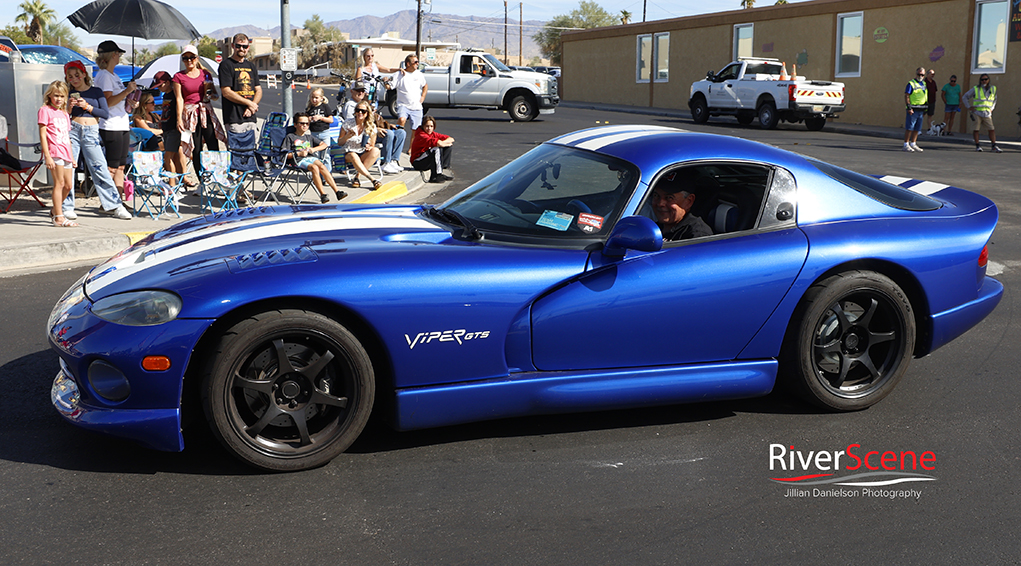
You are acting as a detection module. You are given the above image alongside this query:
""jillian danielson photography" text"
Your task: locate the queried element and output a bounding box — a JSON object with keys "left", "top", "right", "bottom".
{"left": 768, "top": 443, "right": 937, "bottom": 499}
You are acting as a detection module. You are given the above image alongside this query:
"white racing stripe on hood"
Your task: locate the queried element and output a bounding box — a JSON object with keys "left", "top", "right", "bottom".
{"left": 87, "top": 213, "right": 437, "bottom": 294}
{"left": 552, "top": 125, "right": 679, "bottom": 147}
{"left": 574, "top": 127, "right": 679, "bottom": 151}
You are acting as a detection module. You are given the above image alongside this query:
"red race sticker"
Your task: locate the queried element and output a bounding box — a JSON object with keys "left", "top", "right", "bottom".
{"left": 577, "top": 213, "right": 604, "bottom": 233}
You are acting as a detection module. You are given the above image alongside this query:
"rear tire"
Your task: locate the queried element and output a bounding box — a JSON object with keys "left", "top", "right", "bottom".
{"left": 690, "top": 96, "right": 709, "bottom": 124}
{"left": 758, "top": 101, "right": 779, "bottom": 129}
{"left": 202, "top": 309, "right": 374, "bottom": 471}
{"left": 805, "top": 117, "right": 826, "bottom": 131}
{"left": 781, "top": 271, "right": 915, "bottom": 411}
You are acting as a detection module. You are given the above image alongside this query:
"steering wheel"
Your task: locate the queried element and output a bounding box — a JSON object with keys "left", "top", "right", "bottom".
{"left": 566, "top": 199, "right": 591, "bottom": 214}
{"left": 510, "top": 199, "right": 540, "bottom": 213}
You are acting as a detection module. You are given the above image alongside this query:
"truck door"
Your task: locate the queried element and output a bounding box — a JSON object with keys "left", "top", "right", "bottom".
{"left": 450, "top": 55, "right": 502, "bottom": 106}
{"left": 709, "top": 63, "right": 742, "bottom": 109}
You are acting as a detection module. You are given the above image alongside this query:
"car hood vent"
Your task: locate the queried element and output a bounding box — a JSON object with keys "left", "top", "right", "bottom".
{"left": 228, "top": 246, "right": 318, "bottom": 273}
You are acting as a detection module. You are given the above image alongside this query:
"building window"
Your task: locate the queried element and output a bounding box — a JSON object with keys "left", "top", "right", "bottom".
{"left": 835, "top": 12, "right": 862, "bottom": 77}
{"left": 637, "top": 33, "right": 669, "bottom": 83}
{"left": 973, "top": 0, "right": 1009, "bottom": 73}
{"left": 734, "top": 24, "right": 753, "bottom": 59}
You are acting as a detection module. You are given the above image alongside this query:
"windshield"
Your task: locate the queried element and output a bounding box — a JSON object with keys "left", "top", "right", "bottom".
{"left": 437, "top": 144, "right": 640, "bottom": 243}
{"left": 19, "top": 46, "right": 92, "bottom": 66}
{"left": 483, "top": 53, "right": 511, "bottom": 72}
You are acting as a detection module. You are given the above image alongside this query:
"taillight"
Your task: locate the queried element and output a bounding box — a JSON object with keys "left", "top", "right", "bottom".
{"left": 978, "top": 244, "right": 989, "bottom": 268}
{"left": 788, "top": 84, "right": 797, "bottom": 101}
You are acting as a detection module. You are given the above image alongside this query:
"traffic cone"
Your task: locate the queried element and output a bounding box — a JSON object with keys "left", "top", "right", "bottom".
{"left": 791, "top": 63, "right": 797, "bottom": 79}
{"left": 780, "top": 62, "right": 789, "bottom": 80}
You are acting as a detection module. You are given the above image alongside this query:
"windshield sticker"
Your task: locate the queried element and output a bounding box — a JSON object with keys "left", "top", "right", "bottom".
{"left": 577, "top": 213, "right": 604, "bottom": 233}
{"left": 537, "top": 210, "right": 573, "bottom": 231}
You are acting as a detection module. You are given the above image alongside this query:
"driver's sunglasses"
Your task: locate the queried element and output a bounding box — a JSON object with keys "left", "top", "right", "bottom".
{"left": 234, "top": 44, "right": 250, "bottom": 50}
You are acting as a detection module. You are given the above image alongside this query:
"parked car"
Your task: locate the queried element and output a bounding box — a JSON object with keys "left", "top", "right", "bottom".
{"left": 48, "top": 125, "right": 1001, "bottom": 471}
{"left": 509, "top": 65, "right": 535, "bottom": 72}
{"left": 533, "top": 65, "right": 561, "bottom": 77}
{"left": 17, "top": 44, "right": 135, "bottom": 84}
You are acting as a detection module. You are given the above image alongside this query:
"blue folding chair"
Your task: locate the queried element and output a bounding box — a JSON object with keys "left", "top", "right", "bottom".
{"left": 254, "top": 112, "right": 313, "bottom": 204}
{"left": 198, "top": 150, "right": 248, "bottom": 213}
{"left": 129, "top": 151, "right": 184, "bottom": 219}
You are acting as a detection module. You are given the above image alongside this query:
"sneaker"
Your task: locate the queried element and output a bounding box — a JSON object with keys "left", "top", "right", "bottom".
{"left": 335, "top": 190, "right": 348, "bottom": 201}
{"left": 64, "top": 209, "right": 78, "bottom": 220}
{"left": 320, "top": 193, "right": 330, "bottom": 204}
{"left": 992, "top": 145, "right": 1002, "bottom": 153}
{"left": 97, "top": 204, "right": 131, "bottom": 220}
{"left": 910, "top": 143, "right": 923, "bottom": 152}
{"left": 390, "top": 161, "right": 403, "bottom": 172}
{"left": 902, "top": 143, "right": 915, "bottom": 152}
{"left": 975, "top": 145, "right": 983, "bottom": 152}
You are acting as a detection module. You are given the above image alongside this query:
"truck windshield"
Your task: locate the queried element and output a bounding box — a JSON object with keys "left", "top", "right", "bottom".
{"left": 483, "top": 53, "right": 511, "bottom": 72}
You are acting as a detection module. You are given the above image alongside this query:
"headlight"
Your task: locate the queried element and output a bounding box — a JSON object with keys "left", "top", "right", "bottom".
{"left": 47, "top": 273, "right": 89, "bottom": 331}
{"left": 91, "top": 291, "right": 182, "bottom": 326}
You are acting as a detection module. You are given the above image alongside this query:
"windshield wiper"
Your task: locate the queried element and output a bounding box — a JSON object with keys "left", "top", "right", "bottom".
{"left": 424, "top": 206, "right": 483, "bottom": 240}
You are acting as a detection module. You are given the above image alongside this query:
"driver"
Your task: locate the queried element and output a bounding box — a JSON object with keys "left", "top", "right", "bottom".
{"left": 651, "top": 183, "right": 713, "bottom": 241}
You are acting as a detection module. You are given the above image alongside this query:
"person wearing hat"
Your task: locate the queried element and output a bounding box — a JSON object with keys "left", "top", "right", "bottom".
{"left": 62, "top": 60, "right": 128, "bottom": 219}
{"left": 173, "top": 44, "right": 225, "bottom": 187}
{"left": 94, "top": 40, "right": 136, "bottom": 211}
{"left": 649, "top": 178, "right": 712, "bottom": 241}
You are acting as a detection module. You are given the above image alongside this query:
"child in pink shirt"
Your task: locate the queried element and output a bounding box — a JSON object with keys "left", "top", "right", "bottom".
{"left": 38, "top": 80, "right": 76, "bottom": 226}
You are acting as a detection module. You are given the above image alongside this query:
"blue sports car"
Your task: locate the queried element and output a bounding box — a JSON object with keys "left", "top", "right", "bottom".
{"left": 47, "top": 126, "right": 1002, "bottom": 471}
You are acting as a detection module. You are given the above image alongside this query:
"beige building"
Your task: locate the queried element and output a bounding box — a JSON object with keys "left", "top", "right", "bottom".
{"left": 562, "top": 0, "right": 1020, "bottom": 133}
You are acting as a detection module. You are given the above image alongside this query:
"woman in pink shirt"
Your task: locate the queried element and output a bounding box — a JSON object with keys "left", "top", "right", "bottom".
{"left": 173, "top": 45, "right": 225, "bottom": 187}
{"left": 38, "top": 81, "right": 76, "bottom": 226}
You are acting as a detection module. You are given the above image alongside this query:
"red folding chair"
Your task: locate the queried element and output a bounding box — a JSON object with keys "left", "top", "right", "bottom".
{"left": 1, "top": 114, "right": 46, "bottom": 213}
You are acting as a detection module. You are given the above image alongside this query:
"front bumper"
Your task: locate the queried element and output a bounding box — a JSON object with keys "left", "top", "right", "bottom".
{"left": 538, "top": 95, "right": 560, "bottom": 111}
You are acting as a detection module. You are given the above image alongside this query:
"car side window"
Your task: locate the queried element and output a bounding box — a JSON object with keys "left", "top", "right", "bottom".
{"left": 717, "top": 64, "right": 741, "bottom": 81}
{"left": 642, "top": 163, "right": 775, "bottom": 242}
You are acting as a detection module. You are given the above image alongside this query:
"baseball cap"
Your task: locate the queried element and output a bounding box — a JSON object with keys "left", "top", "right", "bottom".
{"left": 351, "top": 80, "right": 368, "bottom": 91}
{"left": 97, "top": 40, "right": 125, "bottom": 54}
{"left": 153, "top": 71, "right": 172, "bottom": 86}
{"left": 182, "top": 45, "right": 198, "bottom": 57}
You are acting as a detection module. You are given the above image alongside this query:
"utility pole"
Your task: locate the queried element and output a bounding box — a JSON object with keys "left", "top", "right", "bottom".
{"left": 504, "top": 0, "right": 508, "bottom": 64}
{"left": 281, "top": 0, "right": 292, "bottom": 117}
{"left": 416, "top": 0, "right": 423, "bottom": 58}
{"left": 519, "top": 3, "right": 523, "bottom": 66}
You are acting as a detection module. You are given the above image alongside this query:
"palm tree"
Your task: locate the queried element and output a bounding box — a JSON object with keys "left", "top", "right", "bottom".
{"left": 740, "top": 0, "right": 755, "bottom": 8}
{"left": 774, "top": 0, "right": 787, "bottom": 4}
{"left": 620, "top": 10, "right": 632, "bottom": 25}
{"left": 15, "top": 0, "right": 56, "bottom": 43}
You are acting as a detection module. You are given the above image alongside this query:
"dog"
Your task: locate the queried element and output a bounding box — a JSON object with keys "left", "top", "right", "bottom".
{"left": 926, "top": 122, "right": 947, "bottom": 136}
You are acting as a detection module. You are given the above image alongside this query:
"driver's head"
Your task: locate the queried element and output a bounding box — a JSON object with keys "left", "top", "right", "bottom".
{"left": 651, "top": 185, "right": 696, "bottom": 227}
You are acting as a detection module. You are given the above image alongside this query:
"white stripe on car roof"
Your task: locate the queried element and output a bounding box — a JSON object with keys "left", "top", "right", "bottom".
{"left": 574, "top": 128, "right": 678, "bottom": 151}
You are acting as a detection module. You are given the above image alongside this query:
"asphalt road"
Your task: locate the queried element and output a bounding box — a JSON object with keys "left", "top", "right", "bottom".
{"left": 2, "top": 104, "right": 1019, "bottom": 564}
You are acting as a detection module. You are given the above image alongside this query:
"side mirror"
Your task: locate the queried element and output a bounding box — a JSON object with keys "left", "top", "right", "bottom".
{"left": 706, "top": 70, "right": 715, "bottom": 81}
{"left": 602, "top": 216, "right": 663, "bottom": 258}
{"left": 480, "top": 67, "right": 489, "bottom": 77}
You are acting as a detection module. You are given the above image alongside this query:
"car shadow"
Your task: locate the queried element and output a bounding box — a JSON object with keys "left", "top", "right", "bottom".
{"left": 1, "top": 348, "right": 823, "bottom": 475}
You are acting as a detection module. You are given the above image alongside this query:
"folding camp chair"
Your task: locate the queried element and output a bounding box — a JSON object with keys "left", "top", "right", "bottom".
{"left": 225, "top": 128, "right": 260, "bottom": 206}
{"left": 327, "top": 119, "right": 384, "bottom": 185}
{"left": 0, "top": 114, "right": 46, "bottom": 213}
{"left": 198, "top": 150, "right": 248, "bottom": 212}
{"left": 254, "top": 112, "right": 314, "bottom": 205}
{"left": 128, "top": 151, "right": 184, "bottom": 220}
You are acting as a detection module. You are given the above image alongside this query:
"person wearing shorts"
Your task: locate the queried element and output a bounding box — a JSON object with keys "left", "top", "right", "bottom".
{"left": 962, "top": 74, "right": 1002, "bottom": 153}
{"left": 284, "top": 112, "right": 347, "bottom": 202}
{"left": 941, "top": 75, "right": 961, "bottom": 135}
{"left": 903, "top": 67, "right": 927, "bottom": 152}
{"left": 394, "top": 54, "right": 427, "bottom": 132}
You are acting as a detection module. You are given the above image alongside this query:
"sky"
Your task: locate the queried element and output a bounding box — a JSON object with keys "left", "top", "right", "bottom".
{"left": 9, "top": 0, "right": 785, "bottom": 49}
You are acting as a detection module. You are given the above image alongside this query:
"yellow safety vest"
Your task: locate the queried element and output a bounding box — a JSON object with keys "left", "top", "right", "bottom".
{"left": 972, "top": 85, "right": 996, "bottom": 112}
{"left": 907, "top": 79, "right": 927, "bottom": 107}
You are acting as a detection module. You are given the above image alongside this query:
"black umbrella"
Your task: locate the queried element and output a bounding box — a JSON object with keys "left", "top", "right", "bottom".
{"left": 68, "top": 0, "right": 201, "bottom": 71}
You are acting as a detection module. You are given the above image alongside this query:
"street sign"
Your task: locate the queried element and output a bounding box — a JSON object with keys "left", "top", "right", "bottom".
{"left": 280, "top": 48, "right": 297, "bottom": 72}
{"left": 282, "top": 70, "right": 294, "bottom": 82}
{"left": 215, "top": 55, "right": 222, "bottom": 63}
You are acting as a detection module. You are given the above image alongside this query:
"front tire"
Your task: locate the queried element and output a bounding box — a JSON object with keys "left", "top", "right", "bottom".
{"left": 202, "top": 310, "right": 374, "bottom": 471}
{"left": 508, "top": 95, "right": 538, "bottom": 121}
{"left": 782, "top": 271, "right": 915, "bottom": 411}
{"left": 690, "top": 96, "right": 709, "bottom": 124}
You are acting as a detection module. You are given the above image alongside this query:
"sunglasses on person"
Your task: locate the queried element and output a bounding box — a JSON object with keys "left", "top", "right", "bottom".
{"left": 980, "top": 77, "right": 990, "bottom": 81}
{"left": 296, "top": 121, "right": 310, "bottom": 126}
{"left": 234, "top": 44, "right": 250, "bottom": 50}
{"left": 354, "top": 108, "right": 368, "bottom": 114}
{"left": 182, "top": 55, "right": 197, "bottom": 61}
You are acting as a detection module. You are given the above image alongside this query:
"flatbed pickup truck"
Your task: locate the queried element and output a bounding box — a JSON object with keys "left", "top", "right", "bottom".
{"left": 688, "top": 58, "right": 845, "bottom": 130}
{"left": 384, "top": 51, "right": 559, "bottom": 122}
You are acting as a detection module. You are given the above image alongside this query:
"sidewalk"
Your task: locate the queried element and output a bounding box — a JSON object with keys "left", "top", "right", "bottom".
{"left": 0, "top": 152, "right": 433, "bottom": 277}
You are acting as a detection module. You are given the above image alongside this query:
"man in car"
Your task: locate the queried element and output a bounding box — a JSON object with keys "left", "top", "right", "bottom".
{"left": 651, "top": 182, "right": 713, "bottom": 241}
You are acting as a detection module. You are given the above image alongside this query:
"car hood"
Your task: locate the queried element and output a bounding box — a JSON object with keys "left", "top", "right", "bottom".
{"left": 84, "top": 205, "right": 451, "bottom": 300}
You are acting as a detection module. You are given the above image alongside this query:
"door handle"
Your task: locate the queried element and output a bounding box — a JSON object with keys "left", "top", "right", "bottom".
{"left": 456, "top": 78, "right": 461, "bottom": 84}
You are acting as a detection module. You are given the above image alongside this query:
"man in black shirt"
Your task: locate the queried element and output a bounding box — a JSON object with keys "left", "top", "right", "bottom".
{"left": 218, "top": 33, "right": 262, "bottom": 133}
{"left": 651, "top": 184, "right": 713, "bottom": 241}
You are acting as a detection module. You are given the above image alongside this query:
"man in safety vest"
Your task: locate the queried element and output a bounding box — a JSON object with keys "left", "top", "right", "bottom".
{"left": 903, "top": 67, "right": 928, "bottom": 152}
{"left": 962, "top": 74, "right": 1002, "bottom": 153}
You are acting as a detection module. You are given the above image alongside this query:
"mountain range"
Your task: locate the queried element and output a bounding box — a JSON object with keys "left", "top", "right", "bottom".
{"left": 200, "top": 10, "right": 545, "bottom": 60}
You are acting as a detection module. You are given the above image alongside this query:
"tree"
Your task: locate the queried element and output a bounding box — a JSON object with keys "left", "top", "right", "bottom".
{"left": 154, "top": 42, "right": 181, "bottom": 58}
{"left": 740, "top": 0, "right": 755, "bottom": 8}
{"left": 774, "top": 0, "right": 787, "bottom": 4}
{"left": 533, "top": 1, "right": 615, "bottom": 65}
{"left": 43, "top": 21, "right": 81, "bottom": 51}
{"left": 15, "top": 0, "right": 56, "bottom": 43}
{"left": 620, "top": 10, "right": 632, "bottom": 25}
{"left": 196, "top": 36, "right": 218, "bottom": 60}
{"left": 0, "top": 24, "right": 32, "bottom": 45}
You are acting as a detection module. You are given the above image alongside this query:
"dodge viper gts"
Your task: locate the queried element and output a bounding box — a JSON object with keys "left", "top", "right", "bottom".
{"left": 48, "top": 125, "right": 1002, "bottom": 471}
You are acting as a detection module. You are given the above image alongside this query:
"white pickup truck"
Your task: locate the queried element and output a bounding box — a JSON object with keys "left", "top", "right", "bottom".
{"left": 688, "top": 58, "right": 845, "bottom": 130}
{"left": 384, "top": 51, "right": 559, "bottom": 122}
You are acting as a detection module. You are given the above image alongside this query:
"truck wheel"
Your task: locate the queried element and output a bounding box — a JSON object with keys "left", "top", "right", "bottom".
{"left": 758, "top": 101, "right": 779, "bottom": 129}
{"left": 386, "top": 92, "right": 398, "bottom": 120}
{"left": 805, "top": 117, "right": 826, "bottom": 131}
{"left": 690, "top": 96, "right": 709, "bottom": 124}
{"left": 508, "top": 95, "right": 538, "bottom": 122}
{"left": 736, "top": 113, "right": 754, "bottom": 126}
